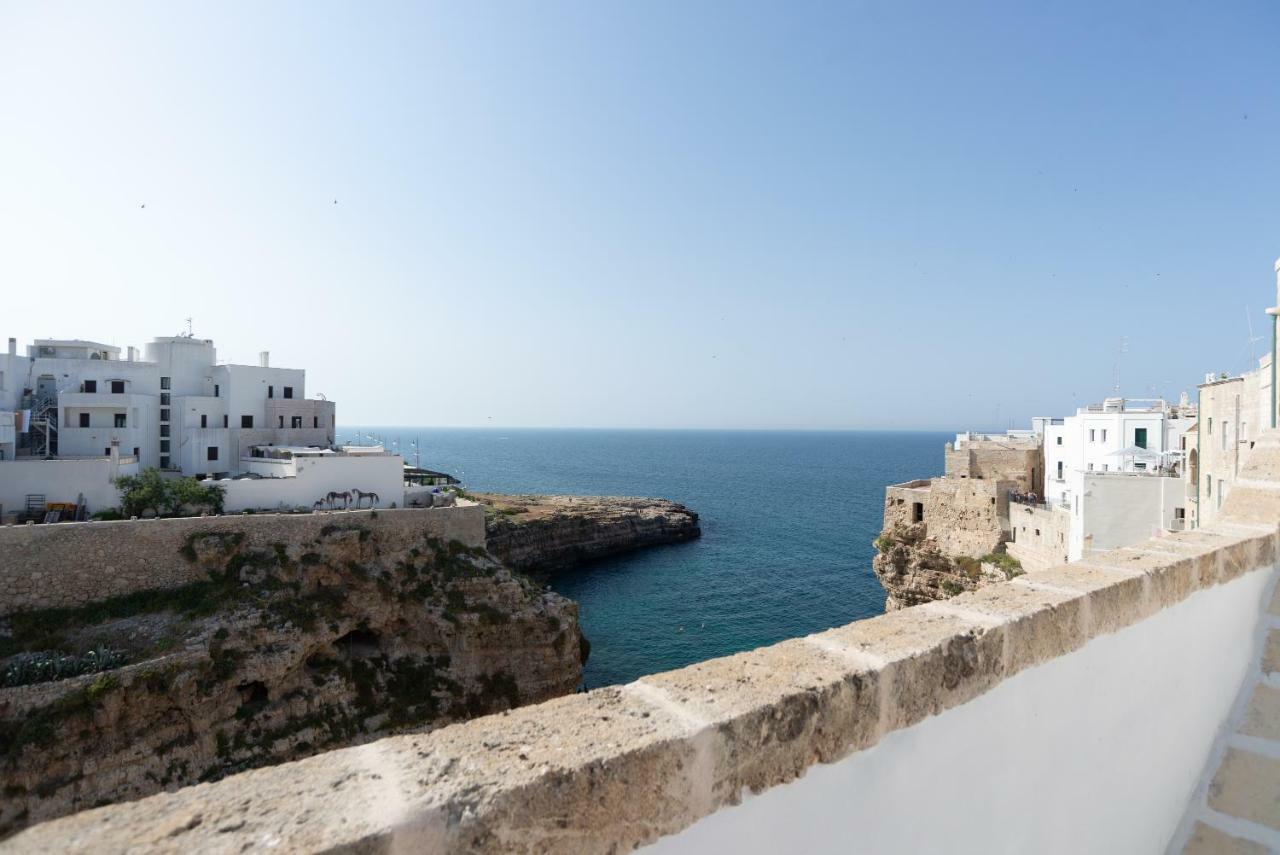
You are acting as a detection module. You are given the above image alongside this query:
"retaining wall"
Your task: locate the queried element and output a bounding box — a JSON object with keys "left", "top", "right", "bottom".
{"left": 0, "top": 503, "right": 485, "bottom": 614}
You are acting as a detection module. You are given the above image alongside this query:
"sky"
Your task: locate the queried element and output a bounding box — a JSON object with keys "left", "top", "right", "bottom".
{"left": 2, "top": 2, "right": 1278, "bottom": 430}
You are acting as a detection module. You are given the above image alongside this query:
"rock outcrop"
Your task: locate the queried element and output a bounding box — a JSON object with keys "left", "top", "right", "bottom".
{"left": 0, "top": 522, "right": 583, "bottom": 836}
{"left": 476, "top": 494, "right": 701, "bottom": 573}
{"left": 872, "top": 524, "right": 1022, "bottom": 611}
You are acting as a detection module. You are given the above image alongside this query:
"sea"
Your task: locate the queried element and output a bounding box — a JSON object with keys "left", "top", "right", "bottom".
{"left": 343, "top": 428, "right": 950, "bottom": 689}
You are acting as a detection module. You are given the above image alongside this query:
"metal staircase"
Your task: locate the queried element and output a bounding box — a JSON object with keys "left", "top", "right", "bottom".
{"left": 28, "top": 395, "right": 57, "bottom": 458}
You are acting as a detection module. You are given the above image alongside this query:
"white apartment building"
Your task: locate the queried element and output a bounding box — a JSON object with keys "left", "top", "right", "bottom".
{"left": 0, "top": 333, "right": 403, "bottom": 517}
{"left": 1009, "top": 398, "right": 1193, "bottom": 570}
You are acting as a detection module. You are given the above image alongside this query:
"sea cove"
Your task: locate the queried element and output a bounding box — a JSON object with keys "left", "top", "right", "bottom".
{"left": 345, "top": 427, "right": 951, "bottom": 687}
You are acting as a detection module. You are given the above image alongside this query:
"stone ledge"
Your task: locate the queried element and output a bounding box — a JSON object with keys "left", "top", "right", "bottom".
{"left": 12, "top": 449, "right": 1280, "bottom": 852}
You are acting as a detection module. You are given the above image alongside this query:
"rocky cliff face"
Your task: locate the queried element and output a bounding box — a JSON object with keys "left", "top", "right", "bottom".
{"left": 477, "top": 494, "right": 701, "bottom": 573}
{"left": 871, "top": 524, "right": 1022, "bottom": 611}
{"left": 0, "top": 523, "right": 583, "bottom": 836}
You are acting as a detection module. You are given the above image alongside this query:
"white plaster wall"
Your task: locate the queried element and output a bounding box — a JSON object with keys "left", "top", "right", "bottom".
{"left": 0, "top": 457, "right": 138, "bottom": 517}
{"left": 214, "top": 454, "right": 403, "bottom": 511}
{"left": 1080, "top": 474, "right": 1184, "bottom": 555}
{"left": 651, "top": 565, "right": 1274, "bottom": 855}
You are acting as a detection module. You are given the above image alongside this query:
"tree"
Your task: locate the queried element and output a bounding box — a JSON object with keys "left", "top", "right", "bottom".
{"left": 114, "top": 469, "right": 226, "bottom": 517}
{"left": 114, "top": 468, "right": 170, "bottom": 518}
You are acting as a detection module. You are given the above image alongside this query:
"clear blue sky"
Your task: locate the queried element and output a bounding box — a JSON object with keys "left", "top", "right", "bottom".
{"left": 2, "top": 2, "right": 1278, "bottom": 430}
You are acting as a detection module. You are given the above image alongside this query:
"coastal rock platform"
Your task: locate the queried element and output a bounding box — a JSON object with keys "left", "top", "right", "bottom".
{"left": 475, "top": 493, "right": 702, "bottom": 574}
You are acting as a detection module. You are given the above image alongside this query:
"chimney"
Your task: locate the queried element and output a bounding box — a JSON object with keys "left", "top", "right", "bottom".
{"left": 127, "top": 346, "right": 136, "bottom": 362}
{"left": 7, "top": 338, "right": 14, "bottom": 357}
{"left": 259, "top": 351, "right": 270, "bottom": 368}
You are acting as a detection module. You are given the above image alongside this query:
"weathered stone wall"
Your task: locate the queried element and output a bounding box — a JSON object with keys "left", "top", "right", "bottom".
{"left": 0, "top": 504, "right": 485, "bottom": 615}
{"left": 1197, "top": 372, "right": 1265, "bottom": 528}
{"left": 0, "top": 514, "right": 581, "bottom": 835}
{"left": 16, "top": 430, "right": 1280, "bottom": 853}
{"left": 1005, "top": 502, "right": 1073, "bottom": 572}
{"left": 921, "top": 478, "right": 1011, "bottom": 557}
{"left": 882, "top": 481, "right": 932, "bottom": 531}
{"left": 944, "top": 441, "right": 1043, "bottom": 494}
{"left": 884, "top": 478, "right": 1008, "bottom": 557}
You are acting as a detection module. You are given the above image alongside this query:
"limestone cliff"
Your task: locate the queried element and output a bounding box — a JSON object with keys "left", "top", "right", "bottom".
{"left": 0, "top": 523, "right": 583, "bottom": 836}
{"left": 871, "top": 524, "right": 1022, "bottom": 611}
{"left": 476, "top": 494, "right": 701, "bottom": 573}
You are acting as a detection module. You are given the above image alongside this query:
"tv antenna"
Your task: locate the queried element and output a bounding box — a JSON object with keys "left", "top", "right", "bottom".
{"left": 1113, "top": 336, "right": 1129, "bottom": 395}
{"left": 180, "top": 317, "right": 194, "bottom": 338}
{"left": 1244, "top": 307, "right": 1264, "bottom": 369}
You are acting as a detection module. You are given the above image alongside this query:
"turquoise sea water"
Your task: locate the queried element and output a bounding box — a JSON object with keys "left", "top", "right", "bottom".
{"left": 344, "top": 428, "right": 949, "bottom": 688}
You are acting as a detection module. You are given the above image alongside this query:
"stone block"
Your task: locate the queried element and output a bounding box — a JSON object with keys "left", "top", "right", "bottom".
{"left": 939, "top": 582, "right": 1087, "bottom": 675}
{"left": 637, "top": 637, "right": 879, "bottom": 804}
{"left": 1240, "top": 683, "right": 1280, "bottom": 742}
{"left": 818, "top": 608, "right": 1004, "bottom": 731}
{"left": 1182, "top": 821, "right": 1267, "bottom": 855}
{"left": 1207, "top": 748, "right": 1280, "bottom": 831}
{"left": 1013, "top": 561, "right": 1147, "bottom": 636}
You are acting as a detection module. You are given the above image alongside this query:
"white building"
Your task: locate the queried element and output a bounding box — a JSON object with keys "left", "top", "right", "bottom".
{"left": 0, "top": 333, "right": 403, "bottom": 518}
{"left": 1008, "top": 397, "right": 1193, "bottom": 570}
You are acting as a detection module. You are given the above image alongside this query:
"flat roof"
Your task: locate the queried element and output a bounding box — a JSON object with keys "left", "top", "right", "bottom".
{"left": 33, "top": 339, "right": 120, "bottom": 352}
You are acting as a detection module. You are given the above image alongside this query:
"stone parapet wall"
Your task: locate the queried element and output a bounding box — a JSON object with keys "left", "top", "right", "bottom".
{"left": 16, "top": 434, "right": 1280, "bottom": 852}
{"left": 0, "top": 504, "right": 485, "bottom": 615}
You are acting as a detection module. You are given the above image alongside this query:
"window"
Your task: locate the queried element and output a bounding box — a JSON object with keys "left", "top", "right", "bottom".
{"left": 207, "top": 447, "right": 219, "bottom": 461}
{"left": 1089, "top": 429, "right": 1095, "bottom": 442}
{"left": 132, "top": 447, "right": 139, "bottom": 457}
{"left": 104, "top": 447, "right": 111, "bottom": 456}
{"left": 1056, "top": 461, "right": 1063, "bottom": 479}
{"left": 1208, "top": 418, "right": 1213, "bottom": 434}
{"left": 278, "top": 415, "right": 284, "bottom": 428}
{"left": 160, "top": 393, "right": 170, "bottom": 405}
{"left": 110, "top": 380, "right": 125, "bottom": 394}
{"left": 223, "top": 415, "right": 228, "bottom": 428}
{"left": 1035, "top": 529, "right": 1040, "bottom": 537}
{"left": 1134, "top": 462, "right": 1147, "bottom": 470}
{"left": 1101, "top": 429, "right": 1108, "bottom": 442}
{"left": 160, "top": 440, "right": 170, "bottom": 452}
{"left": 241, "top": 415, "right": 254, "bottom": 429}
{"left": 78, "top": 412, "right": 90, "bottom": 427}
{"left": 1175, "top": 507, "right": 1185, "bottom": 520}
{"left": 160, "top": 424, "right": 170, "bottom": 437}
{"left": 201, "top": 414, "right": 208, "bottom": 428}
{"left": 214, "top": 384, "right": 220, "bottom": 398}
{"left": 283, "top": 386, "right": 293, "bottom": 399}
{"left": 292, "top": 416, "right": 303, "bottom": 429}
{"left": 1056, "top": 436, "right": 1063, "bottom": 445}
{"left": 83, "top": 380, "right": 97, "bottom": 393}
{"left": 1134, "top": 427, "right": 1148, "bottom": 449}
{"left": 160, "top": 456, "right": 170, "bottom": 469}
{"left": 313, "top": 416, "right": 318, "bottom": 428}
{"left": 160, "top": 376, "right": 171, "bottom": 390}
{"left": 1102, "top": 463, "right": 1109, "bottom": 471}
{"left": 268, "top": 385, "right": 274, "bottom": 399}
{"left": 114, "top": 413, "right": 126, "bottom": 428}
{"left": 1087, "top": 463, "right": 1094, "bottom": 471}
{"left": 160, "top": 409, "right": 170, "bottom": 422}
{"left": 912, "top": 502, "right": 924, "bottom": 524}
